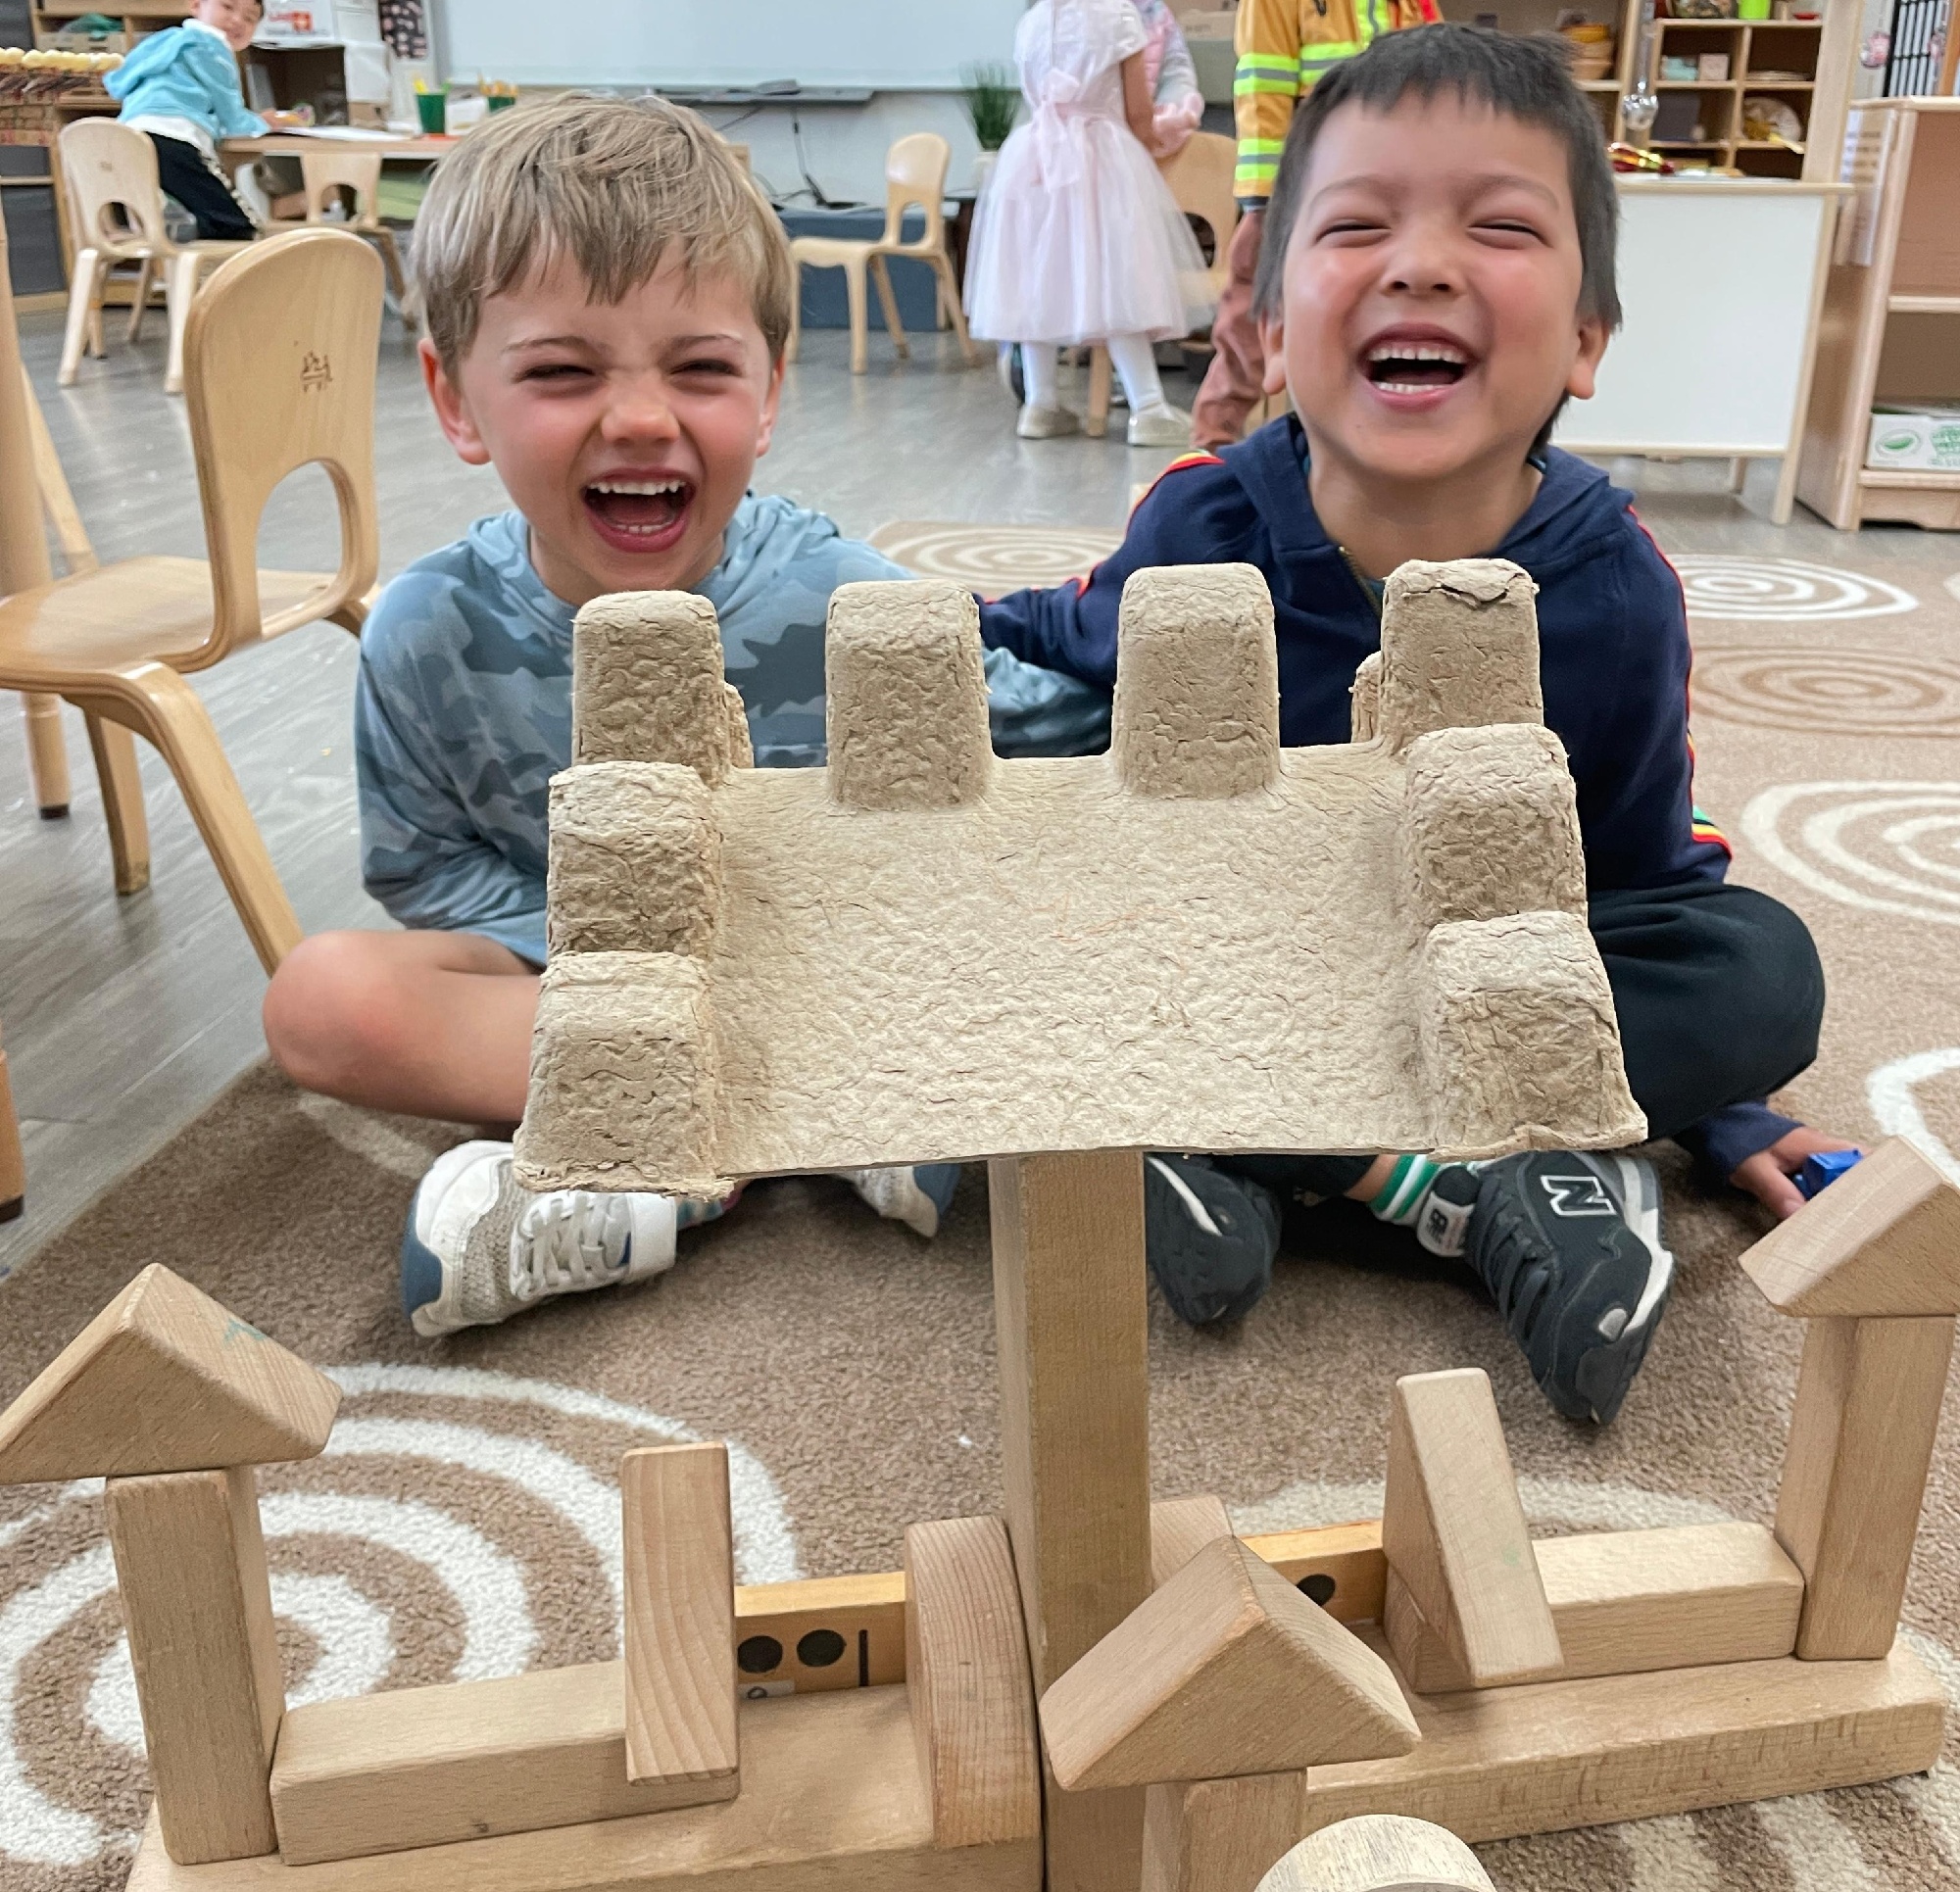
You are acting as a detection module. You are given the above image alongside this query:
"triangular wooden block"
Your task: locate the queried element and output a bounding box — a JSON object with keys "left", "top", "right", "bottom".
{"left": 1382, "top": 1370, "right": 1562, "bottom": 1687}
{"left": 1039, "top": 1535, "right": 1418, "bottom": 1791}
{"left": 0, "top": 1265, "right": 339, "bottom": 1484}
{"left": 1742, "top": 1139, "right": 1960, "bottom": 1317}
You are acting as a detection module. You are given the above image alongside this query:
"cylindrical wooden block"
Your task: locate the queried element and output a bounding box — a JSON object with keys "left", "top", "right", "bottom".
{"left": 105, "top": 1465, "right": 284, "bottom": 1865}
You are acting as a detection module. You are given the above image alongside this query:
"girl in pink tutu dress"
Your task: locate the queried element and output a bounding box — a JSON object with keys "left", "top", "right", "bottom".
{"left": 964, "top": 0, "right": 1211, "bottom": 447}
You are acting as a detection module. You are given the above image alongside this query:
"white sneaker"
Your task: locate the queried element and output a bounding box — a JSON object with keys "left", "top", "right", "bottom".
{"left": 401, "top": 1141, "right": 681, "bottom": 1336}
{"left": 1127, "top": 401, "right": 1193, "bottom": 448}
{"left": 1017, "top": 403, "right": 1082, "bottom": 440}
{"left": 842, "top": 1164, "right": 962, "bottom": 1238}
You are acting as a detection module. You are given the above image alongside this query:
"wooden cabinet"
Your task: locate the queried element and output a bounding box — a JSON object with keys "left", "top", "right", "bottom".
{"left": 1797, "top": 98, "right": 1960, "bottom": 529}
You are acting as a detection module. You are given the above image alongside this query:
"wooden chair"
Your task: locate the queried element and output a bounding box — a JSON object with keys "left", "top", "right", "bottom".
{"left": 1086, "top": 131, "right": 1240, "bottom": 440}
{"left": 57, "top": 118, "right": 254, "bottom": 396}
{"left": 784, "top": 132, "right": 978, "bottom": 375}
{"left": 292, "top": 150, "right": 413, "bottom": 325}
{"left": 0, "top": 227, "right": 381, "bottom": 973}
{"left": 0, "top": 1010, "right": 22, "bottom": 1224}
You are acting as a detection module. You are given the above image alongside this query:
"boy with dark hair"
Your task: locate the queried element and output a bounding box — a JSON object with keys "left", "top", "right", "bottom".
{"left": 983, "top": 24, "right": 1852, "bottom": 1426}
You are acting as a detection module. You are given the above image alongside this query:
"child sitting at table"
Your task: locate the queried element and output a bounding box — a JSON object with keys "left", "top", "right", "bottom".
{"left": 106, "top": 0, "right": 274, "bottom": 241}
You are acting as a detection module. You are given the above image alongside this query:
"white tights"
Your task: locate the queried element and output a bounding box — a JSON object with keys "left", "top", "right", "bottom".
{"left": 1020, "top": 334, "right": 1165, "bottom": 413}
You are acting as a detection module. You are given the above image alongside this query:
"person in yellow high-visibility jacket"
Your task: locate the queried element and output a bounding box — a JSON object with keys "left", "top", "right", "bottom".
{"left": 1193, "top": 0, "right": 1439, "bottom": 446}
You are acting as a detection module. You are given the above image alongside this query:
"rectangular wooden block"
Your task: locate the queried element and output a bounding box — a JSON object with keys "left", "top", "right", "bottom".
{"left": 270, "top": 1661, "right": 740, "bottom": 1867}
{"left": 1776, "top": 1314, "right": 1953, "bottom": 1659}
{"left": 1386, "top": 1524, "right": 1803, "bottom": 1693}
{"left": 1300, "top": 1634, "right": 1944, "bottom": 1842}
{"left": 621, "top": 1442, "right": 738, "bottom": 1784}
{"left": 1250, "top": 1523, "right": 1387, "bottom": 1625}
{"left": 734, "top": 1571, "right": 906, "bottom": 1693}
{"left": 107, "top": 1466, "right": 284, "bottom": 1865}
{"left": 138, "top": 1686, "right": 1041, "bottom": 1892}
{"left": 1142, "top": 1773, "right": 1302, "bottom": 1892}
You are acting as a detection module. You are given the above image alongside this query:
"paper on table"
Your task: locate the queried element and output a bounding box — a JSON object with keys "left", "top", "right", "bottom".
{"left": 270, "top": 124, "right": 414, "bottom": 141}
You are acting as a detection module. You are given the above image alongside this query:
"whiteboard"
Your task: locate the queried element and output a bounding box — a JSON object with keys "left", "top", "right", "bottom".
{"left": 442, "top": 0, "right": 1028, "bottom": 91}
{"left": 1555, "top": 185, "right": 1833, "bottom": 457}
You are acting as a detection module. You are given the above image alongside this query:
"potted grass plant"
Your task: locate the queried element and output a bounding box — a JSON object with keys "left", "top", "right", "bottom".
{"left": 962, "top": 61, "right": 1018, "bottom": 192}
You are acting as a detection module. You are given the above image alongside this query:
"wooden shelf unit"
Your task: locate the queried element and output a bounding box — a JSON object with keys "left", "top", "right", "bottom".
{"left": 1796, "top": 97, "right": 1960, "bottom": 529}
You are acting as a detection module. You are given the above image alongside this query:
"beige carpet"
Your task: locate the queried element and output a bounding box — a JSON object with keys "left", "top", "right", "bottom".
{"left": 5, "top": 541, "right": 1960, "bottom": 1890}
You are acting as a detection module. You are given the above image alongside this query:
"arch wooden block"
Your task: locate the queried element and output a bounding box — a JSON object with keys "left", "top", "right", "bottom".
{"left": 1039, "top": 1535, "right": 1418, "bottom": 1791}
{"left": 0, "top": 1263, "right": 338, "bottom": 1484}
{"left": 1258, "top": 1815, "right": 1493, "bottom": 1892}
{"left": 517, "top": 563, "right": 1641, "bottom": 1189}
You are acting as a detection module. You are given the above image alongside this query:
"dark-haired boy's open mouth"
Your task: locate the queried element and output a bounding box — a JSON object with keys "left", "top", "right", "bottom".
{"left": 1359, "top": 326, "right": 1476, "bottom": 408}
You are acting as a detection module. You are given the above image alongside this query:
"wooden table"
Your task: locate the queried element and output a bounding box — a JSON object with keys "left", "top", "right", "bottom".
{"left": 221, "top": 131, "right": 454, "bottom": 161}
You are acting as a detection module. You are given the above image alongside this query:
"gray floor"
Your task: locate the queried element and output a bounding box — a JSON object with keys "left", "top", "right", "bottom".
{"left": 0, "top": 310, "right": 1933, "bottom": 1274}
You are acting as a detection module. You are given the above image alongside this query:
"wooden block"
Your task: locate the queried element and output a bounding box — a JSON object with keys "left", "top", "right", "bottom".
{"left": 106, "top": 1467, "right": 284, "bottom": 1864}
{"left": 1152, "top": 1494, "right": 1235, "bottom": 1588}
{"left": 1144, "top": 1773, "right": 1301, "bottom": 1892}
{"left": 0, "top": 1265, "right": 339, "bottom": 1483}
{"left": 734, "top": 1570, "right": 906, "bottom": 1693}
{"left": 905, "top": 1517, "right": 1040, "bottom": 1850}
{"left": 271, "top": 1661, "right": 740, "bottom": 1866}
{"left": 621, "top": 1443, "right": 738, "bottom": 1785}
{"left": 1386, "top": 1523, "right": 1803, "bottom": 1692}
{"left": 1381, "top": 1370, "right": 1562, "bottom": 1687}
{"left": 1775, "top": 1313, "right": 1953, "bottom": 1659}
{"left": 140, "top": 1685, "right": 1042, "bottom": 1892}
{"left": 1250, "top": 1523, "right": 1387, "bottom": 1625}
{"left": 1300, "top": 1635, "right": 1943, "bottom": 1843}
{"left": 1041, "top": 1536, "right": 1418, "bottom": 1791}
{"left": 1742, "top": 1138, "right": 1960, "bottom": 1316}
{"left": 990, "top": 1150, "right": 1152, "bottom": 1892}
{"left": 1259, "top": 1815, "right": 1493, "bottom": 1892}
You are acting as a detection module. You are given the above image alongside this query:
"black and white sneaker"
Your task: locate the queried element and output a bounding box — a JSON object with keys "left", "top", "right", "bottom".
{"left": 1143, "top": 1155, "right": 1283, "bottom": 1326}
{"left": 1462, "top": 1151, "right": 1674, "bottom": 1426}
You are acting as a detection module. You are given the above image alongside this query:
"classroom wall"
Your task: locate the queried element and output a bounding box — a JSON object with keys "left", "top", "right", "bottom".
{"left": 708, "top": 94, "right": 990, "bottom": 208}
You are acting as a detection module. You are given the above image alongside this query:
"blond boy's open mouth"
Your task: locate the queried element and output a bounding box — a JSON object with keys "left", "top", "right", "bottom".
{"left": 583, "top": 474, "right": 696, "bottom": 553}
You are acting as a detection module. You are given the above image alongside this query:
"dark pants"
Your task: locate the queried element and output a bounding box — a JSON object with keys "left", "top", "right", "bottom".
{"left": 1220, "top": 878, "right": 1825, "bottom": 1201}
{"left": 149, "top": 134, "right": 258, "bottom": 242}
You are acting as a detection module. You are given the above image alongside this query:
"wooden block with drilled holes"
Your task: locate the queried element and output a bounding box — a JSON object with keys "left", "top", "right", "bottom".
{"left": 1776, "top": 1313, "right": 1954, "bottom": 1658}
{"left": 1384, "top": 1522, "right": 1803, "bottom": 1692}
{"left": 107, "top": 1467, "right": 284, "bottom": 1865}
{"left": 905, "top": 1516, "right": 1041, "bottom": 1850}
{"left": 1298, "top": 1632, "right": 1943, "bottom": 1842}
{"left": 1742, "top": 1138, "right": 1960, "bottom": 1317}
{"left": 1041, "top": 1535, "right": 1418, "bottom": 1791}
{"left": 1143, "top": 1773, "right": 1301, "bottom": 1892}
{"left": 137, "top": 1685, "right": 1043, "bottom": 1892}
{"left": 1259, "top": 1816, "right": 1494, "bottom": 1892}
{"left": 620, "top": 1443, "right": 739, "bottom": 1787}
{"left": 0, "top": 1264, "right": 339, "bottom": 1484}
{"left": 1381, "top": 1370, "right": 1562, "bottom": 1687}
{"left": 1151, "top": 1495, "right": 1235, "bottom": 1588}
{"left": 270, "top": 1661, "right": 739, "bottom": 1866}
{"left": 991, "top": 1150, "right": 1153, "bottom": 1892}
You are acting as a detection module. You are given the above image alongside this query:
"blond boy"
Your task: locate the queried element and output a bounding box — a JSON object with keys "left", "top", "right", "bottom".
{"left": 264, "top": 98, "right": 1104, "bottom": 1334}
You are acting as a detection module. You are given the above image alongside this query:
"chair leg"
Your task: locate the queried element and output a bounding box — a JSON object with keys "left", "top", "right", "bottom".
{"left": 374, "top": 229, "right": 411, "bottom": 323}
{"left": 869, "top": 255, "right": 907, "bottom": 361}
{"left": 163, "top": 251, "right": 204, "bottom": 396}
{"left": 786, "top": 259, "right": 803, "bottom": 364}
{"left": 0, "top": 1014, "right": 24, "bottom": 1223}
{"left": 21, "top": 693, "right": 72, "bottom": 815}
{"left": 125, "top": 256, "right": 157, "bottom": 345}
{"left": 85, "top": 710, "right": 151, "bottom": 896}
{"left": 109, "top": 666, "right": 301, "bottom": 974}
{"left": 933, "top": 256, "right": 980, "bottom": 365}
{"left": 845, "top": 256, "right": 869, "bottom": 374}
{"left": 1086, "top": 344, "right": 1112, "bottom": 439}
{"left": 58, "top": 250, "right": 108, "bottom": 386}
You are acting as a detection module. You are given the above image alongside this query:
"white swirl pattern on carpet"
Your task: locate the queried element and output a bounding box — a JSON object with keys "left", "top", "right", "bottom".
{"left": 1741, "top": 781, "right": 1960, "bottom": 926}
{"left": 1672, "top": 557, "right": 1917, "bottom": 621}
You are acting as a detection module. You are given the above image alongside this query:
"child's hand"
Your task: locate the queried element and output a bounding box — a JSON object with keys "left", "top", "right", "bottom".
{"left": 1731, "top": 1126, "right": 1860, "bottom": 1220}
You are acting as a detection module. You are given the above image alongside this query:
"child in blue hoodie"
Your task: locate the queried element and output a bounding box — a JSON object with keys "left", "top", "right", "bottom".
{"left": 982, "top": 24, "right": 1855, "bottom": 1426}
{"left": 107, "top": 0, "right": 270, "bottom": 240}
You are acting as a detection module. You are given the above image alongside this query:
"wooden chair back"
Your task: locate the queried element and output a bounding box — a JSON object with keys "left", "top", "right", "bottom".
{"left": 59, "top": 118, "right": 172, "bottom": 258}
{"left": 299, "top": 150, "right": 384, "bottom": 228}
{"left": 1158, "top": 130, "right": 1239, "bottom": 268}
{"left": 879, "top": 132, "right": 951, "bottom": 254}
{"left": 180, "top": 228, "right": 382, "bottom": 667}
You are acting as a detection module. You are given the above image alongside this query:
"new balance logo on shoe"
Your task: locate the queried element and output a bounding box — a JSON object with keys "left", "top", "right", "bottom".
{"left": 1540, "top": 1173, "right": 1616, "bottom": 1217}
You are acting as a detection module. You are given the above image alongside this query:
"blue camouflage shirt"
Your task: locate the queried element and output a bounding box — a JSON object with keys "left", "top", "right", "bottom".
{"left": 355, "top": 496, "right": 1110, "bottom": 964}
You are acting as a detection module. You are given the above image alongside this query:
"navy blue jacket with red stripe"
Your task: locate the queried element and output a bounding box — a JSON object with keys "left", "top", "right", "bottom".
{"left": 981, "top": 416, "right": 1731, "bottom": 895}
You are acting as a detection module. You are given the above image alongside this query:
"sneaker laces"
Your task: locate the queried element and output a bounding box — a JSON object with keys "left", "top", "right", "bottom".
{"left": 509, "top": 1191, "right": 634, "bottom": 1300}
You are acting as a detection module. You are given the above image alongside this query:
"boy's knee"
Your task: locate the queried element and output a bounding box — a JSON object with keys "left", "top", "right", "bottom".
{"left": 264, "top": 931, "right": 401, "bottom": 1095}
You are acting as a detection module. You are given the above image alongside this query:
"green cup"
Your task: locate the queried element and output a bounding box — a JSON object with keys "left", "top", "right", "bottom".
{"left": 416, "top": 88, "right": 448, "bottom": 134}
{"left": 1739, "top": 0, "right": 1771, "bottom": 17}
{"left": 486, "top": 92, "right": 515, "bottom": 112}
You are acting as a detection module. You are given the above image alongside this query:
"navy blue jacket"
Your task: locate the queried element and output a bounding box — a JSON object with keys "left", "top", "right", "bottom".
{"left": 983, "top": 418, "right": 1730, "bottom": 895}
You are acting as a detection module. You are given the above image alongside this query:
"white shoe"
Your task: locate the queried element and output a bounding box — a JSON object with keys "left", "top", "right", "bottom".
{"left": 842, "top": 1164, "right": 962, "bottom": 1238}
{"left": 1017, "top": 403, "right": 1082, "bottom": 440}
{"left": 401, "top": 1140, "right": 680, "bottom": 1335}
{"left": 1127, "top": 401, "right": 1193, "bottom": 449}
